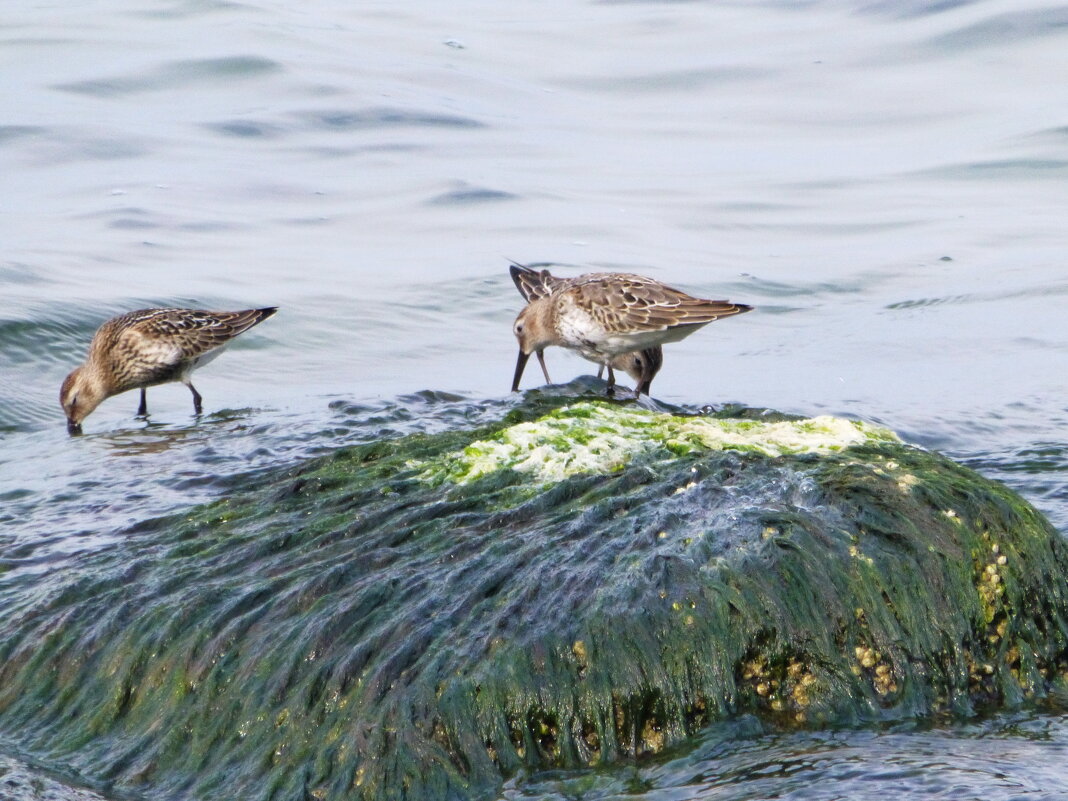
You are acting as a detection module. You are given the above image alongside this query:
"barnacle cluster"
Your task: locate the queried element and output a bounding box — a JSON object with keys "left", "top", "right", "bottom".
{"left": 740, "top": 654, "right": 820, "bottom": 723}
{"left": 853, "top": 646, "right": 898, "bottom": 696}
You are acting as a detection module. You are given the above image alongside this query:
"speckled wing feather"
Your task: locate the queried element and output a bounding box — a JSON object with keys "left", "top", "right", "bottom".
{"left": 96, "top": 308, "right": 277, "bottom": 391}
{"left": 564, "top": 274, "right": 751, "bottom": 335}
{"left": 509, "top": 262, "right": 566, "bottom": 302}
{"left": 131, "top": 308, "right": 276, "bottom": 356}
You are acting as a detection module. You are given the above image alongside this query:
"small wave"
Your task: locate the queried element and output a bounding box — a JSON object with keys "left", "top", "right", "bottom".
{"left": 888, "top": 282, "right": 1068, "bottom": 311}
{"left": 927, "top": 6, "right": 1068, "bottom": 50}
{"left": 0, "top": 307, "right": 98, "bottom": 368}
{"left": 0, "top": 262, "right": 53, "bottom": 287}
{"left": 913, "top": 158, "right": 1068, "bottom": 181}
{"left": 203, "top": 119, "right": 284, "bottom": 139}
{"left": 859, "top": 0, "right": 979, "bottom": 18}
{"left": 0, "top": 125, "right": 47, "bottom": 144}
{"left": 54, "top": 55, "right": 280, "bottom": 97}
{"left": 565, "top": 66, "right": 773, "bottom": 93}
{"left": 0, "top": 124, "right": 150, "bottom": 164}
{"left": 1021, "top": 124, "right": 1068, "bottom": 143}
{"left": 427, "top": 186, "right": 517, "bottom": 206}
{"left": 299, "top": 106, "right": 486, "bottom": 131}
{"left": 132, "top": 0, "right": 252, "bottom": 20}
{"left": 885, "top": 294, "right": 972, "bottom": 310}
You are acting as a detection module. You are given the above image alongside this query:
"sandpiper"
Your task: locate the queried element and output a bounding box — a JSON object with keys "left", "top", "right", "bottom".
{"left": 510, "top": 269, "right": 751, "bottom": 395}
{"left": 60, "top": 307, "right": 277, "bottom": 433}
{"left": 510, "top": 262, "right": 665, "bottom": 394}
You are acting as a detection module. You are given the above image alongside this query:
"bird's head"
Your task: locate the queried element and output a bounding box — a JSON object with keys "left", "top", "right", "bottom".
{"left": 511, "top": 301, "right": 554, "bottom": 392}
{"left": 60, "top": 366, "right": 105, "bottom": 434}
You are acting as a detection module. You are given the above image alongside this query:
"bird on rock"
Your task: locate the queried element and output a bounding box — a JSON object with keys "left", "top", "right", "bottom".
{"left": 509, "top": 268, "right": 750, "bottom": 396}
{"left": 510, "top": 262, "right": 665, "bottom": 395}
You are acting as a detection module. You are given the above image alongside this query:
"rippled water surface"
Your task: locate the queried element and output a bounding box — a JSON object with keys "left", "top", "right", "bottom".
{"left": 506, "top": 712, "right": 1068, "bottom": 800}
{"left": 3, "top": 0, "right": 1068, "bottom": 797}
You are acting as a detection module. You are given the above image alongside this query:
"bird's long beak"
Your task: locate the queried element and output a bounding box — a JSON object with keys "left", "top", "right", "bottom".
{"left": 67, "top": 418, "right": 83, "bottom": 436}
{"left": 512, "top": 349, "right": 530, "bottom": 392}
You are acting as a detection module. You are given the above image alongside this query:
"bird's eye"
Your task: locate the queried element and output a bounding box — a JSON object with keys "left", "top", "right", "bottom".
{"left": 515, "top": 323, "right": 524, "bottom": 333}
{"left": 633, "top": 357, "right": 641, "bottom": 368}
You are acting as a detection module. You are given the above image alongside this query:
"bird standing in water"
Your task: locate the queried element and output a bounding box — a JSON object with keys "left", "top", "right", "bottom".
{"left": 60, "top": 307, "right": 277, "bottom": 433}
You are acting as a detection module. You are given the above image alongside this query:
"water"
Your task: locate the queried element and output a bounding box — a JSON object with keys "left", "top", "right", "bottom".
{"left": 2, "top": 0, "right": 1068, "bottom": 797}
{"left": 505, "top": 713, "right": 1068, "bottom": 800}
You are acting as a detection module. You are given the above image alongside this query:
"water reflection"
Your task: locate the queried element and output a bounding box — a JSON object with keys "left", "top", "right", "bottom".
{"left": 91, "top": 411, "right": 256, "bottom": 456}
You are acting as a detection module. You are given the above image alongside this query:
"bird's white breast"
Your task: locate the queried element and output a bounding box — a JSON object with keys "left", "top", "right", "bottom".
{"left": 555, "top": 299, "right": 605, "bottom": 353}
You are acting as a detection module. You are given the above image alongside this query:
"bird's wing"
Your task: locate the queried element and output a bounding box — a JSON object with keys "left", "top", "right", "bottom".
{"left": 568, "top": 275, "right": 752, "bottom": 334}
{"left": 126, "top": 308, "right": 277, "bottom": 359}
{"left": 509, "top": 262, "right": 566, "bottom": 302}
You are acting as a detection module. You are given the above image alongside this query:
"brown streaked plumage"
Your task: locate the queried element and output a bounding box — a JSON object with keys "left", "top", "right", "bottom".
{"left": 509, "top": 262, "right": 566, "bottom": 304}
{"left": 60, "top": 307, "right": 277, "bottom": 433}
{"left": 510, "top": 269, "right": 751, "bottom": 395}
{"left": 510, "top": 262, "right": 665, "bottom": 394}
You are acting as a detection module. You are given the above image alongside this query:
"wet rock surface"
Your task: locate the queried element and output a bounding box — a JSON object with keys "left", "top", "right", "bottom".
{"left": 2, "top": 388, "right": 1066, "bottom": 800}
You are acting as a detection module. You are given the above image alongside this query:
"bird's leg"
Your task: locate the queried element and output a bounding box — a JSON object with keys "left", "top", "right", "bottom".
{"left": 536, "top": 350, "right": 552, "bottom": 385}
{"left": 137, "top": 388, "right": 148, "bottom": 417}
{"left": 637, "top": 361, "right": 655, "bottom": 399}
{"left": 187, "top": 383, "right": 203, "bottom": 416}
{"left": 605, "top": 364, "right": 616, "bottom": 396}
{"left": 597, "top": 365, "right": 605, "bottom": 380}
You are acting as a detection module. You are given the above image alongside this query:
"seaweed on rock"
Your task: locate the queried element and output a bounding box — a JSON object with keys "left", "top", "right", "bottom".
{"left": 1, "top": 390, "right": 1067, "bottom": 801}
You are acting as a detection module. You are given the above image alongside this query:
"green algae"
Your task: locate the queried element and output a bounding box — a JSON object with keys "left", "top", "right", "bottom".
{"left": 416, "top": 401, "right": 899, "bottom": 485}
{"left": 0, "top": 393, "right": 1066, "bottom": 801}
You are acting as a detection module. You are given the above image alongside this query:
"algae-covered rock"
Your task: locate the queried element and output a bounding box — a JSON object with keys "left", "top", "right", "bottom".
{"left": 1, "top": 389, "right": 1067, "bottom": 801}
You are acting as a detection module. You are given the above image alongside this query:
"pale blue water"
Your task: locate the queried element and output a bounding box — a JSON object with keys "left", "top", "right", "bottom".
{"left": 2, "top": 0, "right": 1068, "bottom": 797}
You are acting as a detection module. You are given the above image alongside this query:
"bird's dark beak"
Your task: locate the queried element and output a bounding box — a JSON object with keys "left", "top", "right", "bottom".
{"left": 512, "top": 349, "right": 530, "bottom": 392}
{"left": 67, "top": 418, "right": 83, "bottom": 436}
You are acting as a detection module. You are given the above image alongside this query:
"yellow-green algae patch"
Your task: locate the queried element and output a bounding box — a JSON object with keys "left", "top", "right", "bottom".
{"left": 416, "top": 401, "right": 900, "bottom": 484}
